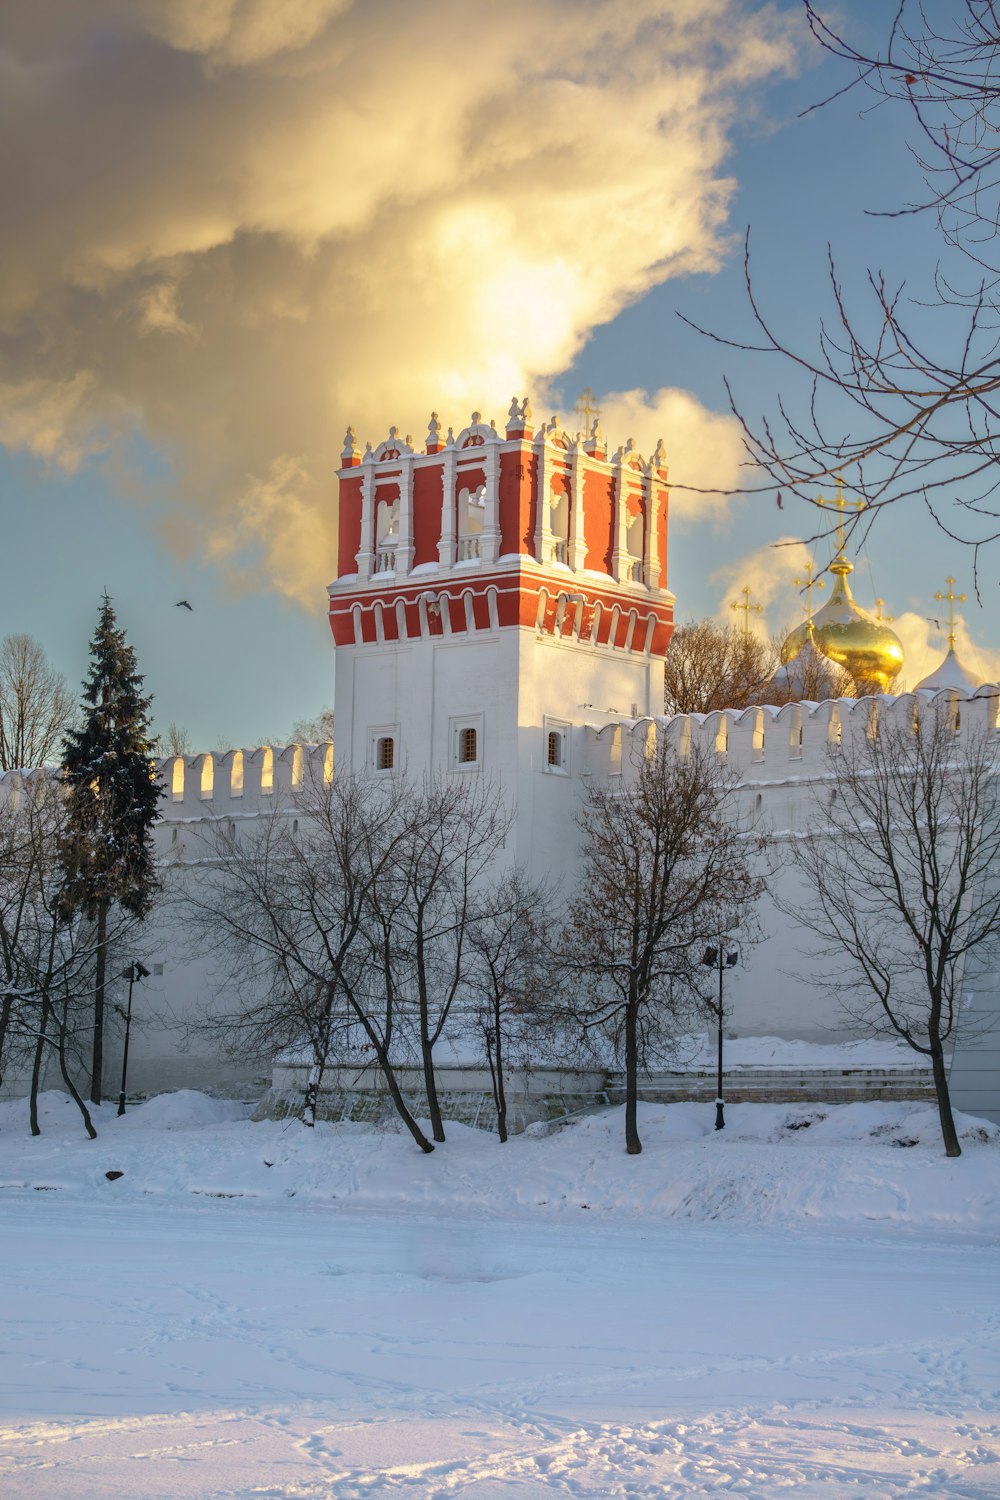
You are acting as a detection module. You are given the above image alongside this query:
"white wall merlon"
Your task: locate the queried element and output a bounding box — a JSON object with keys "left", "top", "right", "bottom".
{"left": 154, "top": 742, "right": 333, "bottom": 821}
{"left": 583, "top": 686, "right": 1000, "bottom": 786}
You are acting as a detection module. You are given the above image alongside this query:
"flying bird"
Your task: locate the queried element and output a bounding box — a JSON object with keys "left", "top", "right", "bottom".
{"left": 174, "top": 600, "right": 193, "bottom": 611}
{"left": 776, "top": 492, "right": 783, "bottom": 510}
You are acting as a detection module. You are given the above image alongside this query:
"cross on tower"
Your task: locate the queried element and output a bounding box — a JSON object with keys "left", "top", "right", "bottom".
{"left": 934, "top": 576, "right": 966, "bottom": 650}
{"left": 874, "top": 599, "right": 895, "bottom": 624}
{"left": 574, "top": 387, "right": 601, "bottom": 436}
{"left": 816, "top": 475, "right": 866, "bottom": 558}
{"left": 793, "top": 562, "right": 825, "bottom": 625}
{"left": 731, "top": 586, "right": 764, "bottom": 632}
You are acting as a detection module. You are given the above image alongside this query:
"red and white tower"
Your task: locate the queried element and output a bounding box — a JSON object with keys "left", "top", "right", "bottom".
{"left": 329, "top": 398, "right": 675, "bottom": 867}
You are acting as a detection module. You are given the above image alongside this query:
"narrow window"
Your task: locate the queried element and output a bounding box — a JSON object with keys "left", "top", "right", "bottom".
{"left": 458, "top": 726, "right": 478, "bottom": 764}
{"left": 260, "top": 746, "right": 274, "bottom": 793}
{"left": 171, "top": 827, "right": 178, "bottom": 845}
{"left": 376, "top": 736, "right": 395, "bottom": 771}
{"left": 200, "top": 755, "right": 214, "bottom": 799}
{"left": 752, "top": 710, "right": 765, "bottom": 762}
{"left": 171, "top": 758, "right": 184, "bottom": 801}
{"left": 546, "top": 730, "right": 563, "bottom": 768}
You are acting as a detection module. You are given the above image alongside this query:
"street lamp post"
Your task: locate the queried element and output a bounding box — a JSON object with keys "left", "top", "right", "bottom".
{"left": 701, "top": 943, "right": 738, "bottom": 1130}
{"left": 117, "top": 962, "right": 150, "bottom": 1116}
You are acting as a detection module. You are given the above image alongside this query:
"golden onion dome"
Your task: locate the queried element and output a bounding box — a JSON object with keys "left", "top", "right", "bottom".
{"left": 808, "top": 558, "right": 904, "bottom": 693}
{"left": 780, "top": 618, "right": 813, "bottom": 666}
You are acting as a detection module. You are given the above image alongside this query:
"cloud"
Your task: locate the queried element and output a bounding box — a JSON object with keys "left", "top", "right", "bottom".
{"left": 893, "top": 612, "right": 1000, "bottom": 692}
{"left": 0, "top": 1, "right": 796, "bottom": 609}
{"left": 710, "top": 537, "right": 814, "bottom": 638}
{"left": 596, "top": 386, "right": 746, "bottom": 522}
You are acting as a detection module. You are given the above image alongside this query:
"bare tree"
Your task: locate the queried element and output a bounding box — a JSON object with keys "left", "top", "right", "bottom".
{"left": 156, "top": 723, "right": 191, "bottom": 757}
{"left": 560, "top": 737, "right": 767, "bottom": 1155}
{"left": 788, "top": 700, "right": 1000, "bottom": 1157}
{"left": 465, "top": 869, "right": 550, "bottom": 1143}
{"left": 184, "top": 771, "right": 435, "bottom": 1150}
{"left": 664, "top": 621, "right": 778, "bottom": 715}
{"left": 0, "top": 635, "right": 74, "bottom": 771}
{"left": 0, "top": 775, "right": 132, "bottom": 1138}
{"left": 688, "top": 4, "right": 1000, "bottom": 574}
{"left": 291, "top": 708, "right": 334, "bottom": 744}
{"left": 383, "top": 777, "right": 512, "bottom": 1144}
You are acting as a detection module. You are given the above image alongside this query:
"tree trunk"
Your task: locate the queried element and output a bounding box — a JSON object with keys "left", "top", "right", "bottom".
{"left": 29, "top": 994, "right": 50, "bottom": 1137}
{"left": 378, "top": 1048, "right": 434, "bottom": 1153}
{"left": 58, "top": 999, "right": 97, "bottom": 1139}
{"left": 494, "top": 1020, "right": 508, "bottom": 1144}
{"left": 624, "top": 1000, "right": 641, "bottom": 1155}
{"left": 90, "top": 901, "right": 108, "bottom": 1106}
{"left": 421, "top": 1033, "right": 445, "bottom": 1144}
{"left": 930, "top": 1042, "right": 961, "bottom": 1158}
{"left": 0, "top": 989, "right": 13, "bottom": 1093}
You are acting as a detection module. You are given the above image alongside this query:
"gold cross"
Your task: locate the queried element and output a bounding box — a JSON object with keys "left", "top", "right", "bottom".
{"left": 816, "top": 474, "right": 866, "bottom": 557}
{"left": 934, "top": 575, "right": 966, "bottom": 649}
{"left": 793, "top": 562, "right": 825, "bottom": 624}
{"left": 574, "top": 386, "right": 601, "bottom": 435}
{"left": 874, "top": 598, "right": 895, "bottom": 624}
{"left": 730, "top": 586, "right": 764, "bottom": 632}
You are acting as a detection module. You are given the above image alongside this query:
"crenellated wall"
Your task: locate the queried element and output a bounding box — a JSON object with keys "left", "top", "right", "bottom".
{"left": 153, "top": 741, "right": 333, "bottom": 822}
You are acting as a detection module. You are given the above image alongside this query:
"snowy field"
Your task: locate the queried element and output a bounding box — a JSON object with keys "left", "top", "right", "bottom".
{"left": 1, "top": 1092, "right": 999, "bottom": 1498}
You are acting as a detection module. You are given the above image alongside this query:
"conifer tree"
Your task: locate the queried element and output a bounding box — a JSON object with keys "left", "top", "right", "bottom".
{"left": 60, "top": 596, "right": 162, "bottom": 1104}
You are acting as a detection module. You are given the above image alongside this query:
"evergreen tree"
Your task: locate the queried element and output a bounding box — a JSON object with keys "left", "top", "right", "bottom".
{"left": 60, "top": 596, "right": 162, "bottom": 1104}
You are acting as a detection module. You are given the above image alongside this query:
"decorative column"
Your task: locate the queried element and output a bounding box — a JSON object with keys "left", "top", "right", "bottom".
{"left": 396, "top": 450, "right": 415, "bottom": 577}
{"left": 642, "top": 467, "right": 660, "bottom": 590}
{"left": 568, "top": 439, "right": 587, "bottom": 572}
{"left": 437, "top": 431, "right": 457, "bottom": 569}
{"left": 481, "top": 429, "right": 501, "bottom": 565}
{"left": 610, "top": 443, "right": 631, "bottom": 584}
{"left": 356, "top": 446, "right": 376, "bottom": 581}
{"left": 533, "top": 421, "right": 555, "bottom": 565}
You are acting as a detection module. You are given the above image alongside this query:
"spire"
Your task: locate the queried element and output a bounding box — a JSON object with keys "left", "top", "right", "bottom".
{"left": 730, "top": 585, "right": 763, "bottom": 633}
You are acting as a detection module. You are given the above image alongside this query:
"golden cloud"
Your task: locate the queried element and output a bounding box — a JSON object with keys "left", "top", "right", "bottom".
{"left": 0, "top": 0, "right": 795, "bottom": 608}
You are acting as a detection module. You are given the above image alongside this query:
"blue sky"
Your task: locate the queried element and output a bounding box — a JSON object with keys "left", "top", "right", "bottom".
{"left": 2, "top": 2, "right": 991, "bottom": 749}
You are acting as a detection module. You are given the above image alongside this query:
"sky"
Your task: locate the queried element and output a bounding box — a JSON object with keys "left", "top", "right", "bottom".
{"left": 2, "top": 0, "right": 998, "bottom": 750}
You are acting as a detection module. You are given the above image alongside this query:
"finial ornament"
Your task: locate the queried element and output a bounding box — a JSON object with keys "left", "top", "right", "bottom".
{"left": 934, "top": 575, "right": 967, "bottom": 649}
{"left": 816, "top": 474, "right": 865, "bottom": 562}
{"left": 731, "top": 586, "right": 764, "bottom": 633}
{"left": 342, "top": 425, "right": 358, "bottom": 456}
{"left": 508, "top": 397, "right": 520, "bottom": 424}
{"left": 471, "top": 410, "right": 482, "bottom": 425}
{"left": 445, "top": 426, "right": 455, "bottom": 448}
{"left": 793, "top": 562, "right": 825, "bottom": 625}
{"left": 521, "top": 397, "right": 532, "bottom": 423}
{"left": 652, "top": 437, "right": 666, "bottom": 469}
{"left": 874, "top": 599, "right": 895, "bottom": 624}
{"left": 574, "top": 386, "right": 601, "bottom": 435}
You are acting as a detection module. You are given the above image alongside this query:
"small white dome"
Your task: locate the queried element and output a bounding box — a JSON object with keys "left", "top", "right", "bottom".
{"left": 914, "top": 648, "right": 980, "bottom": 694}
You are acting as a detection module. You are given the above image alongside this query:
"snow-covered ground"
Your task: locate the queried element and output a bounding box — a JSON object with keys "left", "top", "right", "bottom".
{"left": 1, "top": 1091, "right": 998, "bottom": 1497}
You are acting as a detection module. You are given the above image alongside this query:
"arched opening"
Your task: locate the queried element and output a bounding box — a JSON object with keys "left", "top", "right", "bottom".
{"left": 171, "top": 757, "right": 184, "bottom": 801}
{"left": 376, "top": 736, "right": 394, "bottom": 771}
{"left": 752, "top": 710, "right": 765, "bottom": 762}
{"left": 200, "top": 755, "right": 214, "bottom": 800}
{"left": 457, "top": 484, "right": 485, "bottom": 562}
{"left": 458, "top": 726, "right": 478, "bottom": 764}
{"left": 549, "top": 481, "right": 569, "bottom": 565}
{"left": 230, "top": 751, "right": 244, "bottom": 797}
{"left": 260, "top": 746, "right": 274, "bottom": 794}
{"left": 291, "top": 745, "right": 304, "bottom": 787}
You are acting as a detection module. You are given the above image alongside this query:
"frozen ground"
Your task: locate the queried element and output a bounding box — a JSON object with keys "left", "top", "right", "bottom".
{"left": 1, "top": 1092, "right": 999, "bottom": 1498}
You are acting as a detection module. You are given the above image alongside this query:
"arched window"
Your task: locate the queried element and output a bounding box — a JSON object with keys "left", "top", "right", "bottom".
{"left": 291, "top": 745, "right": 303, "bottom": 787}
{"left": 457, "top": 484, "right": 485, "bottom": 561}
{"left": 171, "top": 757, "right": 184, "bottom": 801}
{"left": 231, "top": 750, "right": 244, "bottom": 797}
{"left": 546, "top": 730, "right": 562, "bottom": 767}
{"left": 626, "top": 511, "right": 644, "bottom": 581}
{"left": 260, "top": 746, "right": 274, "bottom": 794}
{"left": 376, "top": 736, "right": 394, "bottom": 771}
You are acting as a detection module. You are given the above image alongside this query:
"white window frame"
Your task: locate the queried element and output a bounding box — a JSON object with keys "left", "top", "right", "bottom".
{"left": 369, "top": 723, "right": 400, "bottom": 776}
{"left": 449, "top": 712, "right": 484, "bottom": 772}
{"left": 543, "top": 716, "right": 571, "bottom": 775}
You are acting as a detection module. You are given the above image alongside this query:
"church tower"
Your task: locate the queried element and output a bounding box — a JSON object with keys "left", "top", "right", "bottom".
{"left": 329, "top": 398, "right": 675, "bottom": 870}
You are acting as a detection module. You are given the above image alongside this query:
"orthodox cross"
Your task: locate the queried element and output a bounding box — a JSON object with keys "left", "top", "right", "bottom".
{"left": 934, "top": 576, "right": 966, "bottom": 649}
{"left": 816, "top": 474, "right": 865, "bottom": 558}
{"left": 574, "top": 387, "right": 601, "bottom": 435}
{"left": 874, "top": 599, "right": 895, "bottom": 624}
{"left": 730, "top": 586, "right": 763, "bottom": 632}
{"left": 793, "top": 562, "right": 825, "bottom": 624}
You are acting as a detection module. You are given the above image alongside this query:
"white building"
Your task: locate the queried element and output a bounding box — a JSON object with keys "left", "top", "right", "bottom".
{"left": 4, "top": 401, "right": 999, "bottom": 1120}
